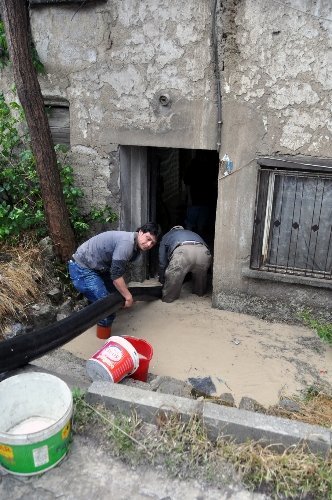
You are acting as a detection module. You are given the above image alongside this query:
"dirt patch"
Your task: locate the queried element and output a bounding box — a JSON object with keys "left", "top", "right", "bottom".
{"left": 1, "top": 241, "right": 331, "bottom": 409}
{"left": 64, "top": 281, "right": 332, "bottom": 408}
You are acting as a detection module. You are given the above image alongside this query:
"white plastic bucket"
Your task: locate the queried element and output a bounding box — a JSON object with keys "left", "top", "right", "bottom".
{"left": 86, "top": 335, "right": 139, "bottom": 382}
{"left": 0, "top": 372, "right": 73, "bottom": 476}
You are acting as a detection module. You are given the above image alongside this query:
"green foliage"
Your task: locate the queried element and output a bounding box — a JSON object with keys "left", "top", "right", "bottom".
{"left": 0, "top": 18, "right": 45, "bottom": 73}
{"left": 0, "top": 21, "right": 10, "bottom": 69}
{"left": 299, "top": 309, "right": 332, "bottom": 344}
{"left": 90, "top": 206, "right": 118, "bottom": 224}
{"left": 30, "top": 44, "right": 45, "bottom": 74}
{"left": 72, "top": 389, "right": 97, "bottom": 432}
{"left": 107, "top": 413, "right": 138, "bottom": 454}
{"left": 0, "top": 94, "right": 117, "bottom": 242}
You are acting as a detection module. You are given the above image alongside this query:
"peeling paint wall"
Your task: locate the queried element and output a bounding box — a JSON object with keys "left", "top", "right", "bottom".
{"left": 1, "top": 0, "right": 331, "bottom": 308}
{"left": 219, "top": 0, "right": 331, "bottom": 165}
{"left": 213, "top": 0, "right": 332, "bottom": 312}
{"left": 23, "top": 0, "right": 217, "bottom": 218}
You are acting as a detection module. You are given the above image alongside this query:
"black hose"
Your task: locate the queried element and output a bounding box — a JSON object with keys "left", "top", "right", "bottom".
{"left": 0, "top": 286, "right": 162, "bottom": 373}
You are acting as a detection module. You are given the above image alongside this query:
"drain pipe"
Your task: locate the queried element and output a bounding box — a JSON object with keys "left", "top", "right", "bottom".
{"left": 0, "top": 285, "right": 162, "bottom": 374}
{"left": 212, "top": 0, "right": 222, "bottom": 154}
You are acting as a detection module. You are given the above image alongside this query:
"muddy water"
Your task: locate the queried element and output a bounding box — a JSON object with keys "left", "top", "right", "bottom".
{"left": 63, "top": 283, "right": 332, "bottom": 407}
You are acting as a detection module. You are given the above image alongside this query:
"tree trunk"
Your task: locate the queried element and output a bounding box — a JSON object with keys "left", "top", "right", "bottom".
{"left": 1, "top": 0, "right": 76, "bottom": 262}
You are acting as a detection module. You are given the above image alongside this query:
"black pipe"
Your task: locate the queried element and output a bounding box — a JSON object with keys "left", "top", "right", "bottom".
{"left": 0, "top": 286, "right": 162, "bottom": 373}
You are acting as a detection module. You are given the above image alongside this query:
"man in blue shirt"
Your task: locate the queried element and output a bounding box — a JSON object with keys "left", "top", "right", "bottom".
{"left": 68, "top": 222, "right": 161, "bottom": 338}
{"left": 158, "top": 226, "right": 212, "bottom": 303}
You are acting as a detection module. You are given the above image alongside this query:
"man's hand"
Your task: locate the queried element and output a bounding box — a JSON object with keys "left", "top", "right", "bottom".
{"left": 124, "top": 295, "right": 134, "bottom": 308}
{"left": 113, "top": 276, "right": 134, "bottom": 308}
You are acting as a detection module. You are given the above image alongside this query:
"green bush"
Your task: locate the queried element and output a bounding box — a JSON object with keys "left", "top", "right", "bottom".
{"left": 0, "top": 19, "right": 45, "bottom": 73}
{"left": 0, "top": 21, "right": 10, "bottom": 69}
{"left": 0, "top": 93, "right": 117, "bottom": 242}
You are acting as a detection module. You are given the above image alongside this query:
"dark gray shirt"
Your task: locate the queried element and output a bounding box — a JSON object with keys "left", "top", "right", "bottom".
{"left": 73, "top": 231, "right": 140, "bottom": 280}
{"left": 158, "top": 228, "right": 207, "bottom": 281}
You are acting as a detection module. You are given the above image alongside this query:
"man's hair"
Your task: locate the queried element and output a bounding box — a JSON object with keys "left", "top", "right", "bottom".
{"left": 137, "top": 222, "right": 161, "bottom": 240}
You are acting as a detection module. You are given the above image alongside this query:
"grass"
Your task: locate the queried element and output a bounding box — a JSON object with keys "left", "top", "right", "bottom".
{"left": 0, "top": 242, "right": 45, "bottom": 336}
{"left": 0, "top": 239, "right": 74, "bottom": 340}
{"left": 299, "top": 309, "right": 332, "bottom": 344}
{"left": 72, "top": 389, "right": 332, "bottom": 499}
{"left": 222, "top": 440, "right": 332, "bottom": 499}
{"left": 72, "top": 389, "right": 146, "bottom": 456}
{"left": 267, "top": 387, "right": 332, "bottom": 429}
{"left": 72, "top": 388, "right": 99, "bottom": 432}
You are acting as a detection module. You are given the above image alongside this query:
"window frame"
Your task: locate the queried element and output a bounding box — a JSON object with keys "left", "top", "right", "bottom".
{"left": 44, "top": 98, "right": 70, "bottom": 147}
{"left": 250, "top": 156, "right": 332, "bottom": 281}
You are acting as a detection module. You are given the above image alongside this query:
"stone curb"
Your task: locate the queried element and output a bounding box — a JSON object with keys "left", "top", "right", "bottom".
{"left": 22, "top": 356, "right": 332, "bottom": 457}
{"left": 87, "top": 381, "right": 331, "bottom": 457}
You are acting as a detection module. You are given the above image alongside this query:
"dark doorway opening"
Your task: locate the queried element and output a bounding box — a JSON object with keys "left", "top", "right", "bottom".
{"left": 147, "top": 147, "right": 219, "bottom": 277}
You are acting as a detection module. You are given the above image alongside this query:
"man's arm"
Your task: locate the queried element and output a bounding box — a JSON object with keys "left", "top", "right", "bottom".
{"left": 113, "top": 276, "right": 133, "bottom": 308}
{"left": 110, "top": 243, "right": 134, "bottom": 308}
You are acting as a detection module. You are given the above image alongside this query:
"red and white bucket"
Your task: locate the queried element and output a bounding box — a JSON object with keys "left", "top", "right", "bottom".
{"left": 86, "top": 336, "right": 139, "bottom": 383}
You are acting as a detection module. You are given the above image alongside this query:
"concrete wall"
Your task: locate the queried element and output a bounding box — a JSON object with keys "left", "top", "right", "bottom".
{"left": 219, "top": 0, "right": 332, "bottom": 163}
{"left": 1, "top": 0, "right": 331, "bottom": 314}
{"left": 24, "top": 0, "right": 217, "bottom": 219}
{"left": 213, "top": 0, "right": 332, "bottom": 316}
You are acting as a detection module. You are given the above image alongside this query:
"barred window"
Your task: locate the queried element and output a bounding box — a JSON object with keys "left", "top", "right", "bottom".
{"left": 251, "top": 157, "right": 332, "bottom": 280}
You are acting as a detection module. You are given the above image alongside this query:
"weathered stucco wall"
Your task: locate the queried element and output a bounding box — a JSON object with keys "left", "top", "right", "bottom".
{"left": 213, "top": 0, "right": 332, "bottom": 315}
{"left": 25, "top": 0, "right": 217, "bottom": 217}
{"left": 1, "top": 0, "right": 330, "bottom": 312}
{"left": 219, "top": 0, "right": 332, "bottom": 166}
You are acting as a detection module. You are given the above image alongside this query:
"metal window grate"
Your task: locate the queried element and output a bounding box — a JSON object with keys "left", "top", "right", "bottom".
{"left": 251, "top": 169, "right": 332, "bottom": 280}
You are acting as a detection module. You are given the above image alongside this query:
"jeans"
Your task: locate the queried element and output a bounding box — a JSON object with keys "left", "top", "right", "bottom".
{"left": 68, "top": 260, "right": 116, "bottom": 327}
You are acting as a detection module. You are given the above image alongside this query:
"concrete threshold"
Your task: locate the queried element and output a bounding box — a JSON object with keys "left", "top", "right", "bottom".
{"left": 87, "top": 381, "right": 331, "bottom": 457}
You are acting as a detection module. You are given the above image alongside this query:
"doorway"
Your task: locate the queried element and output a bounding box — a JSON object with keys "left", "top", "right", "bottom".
{"left": 148, "top": 146, "right": 219, "bottom": 240}
{"left": 120, "top": 146, "right": 219, "bottom": 279}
